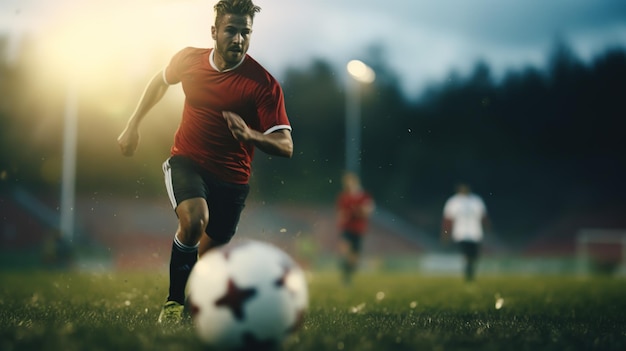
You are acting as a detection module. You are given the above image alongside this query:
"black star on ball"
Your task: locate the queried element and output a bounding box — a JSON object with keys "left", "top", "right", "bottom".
{"left": 215, "top": 278, "right": 257, "bottom": 321}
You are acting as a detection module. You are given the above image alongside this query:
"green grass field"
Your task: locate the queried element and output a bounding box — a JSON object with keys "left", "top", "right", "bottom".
{"left": 1, "top": 270, "right": 625, "bottom": 351}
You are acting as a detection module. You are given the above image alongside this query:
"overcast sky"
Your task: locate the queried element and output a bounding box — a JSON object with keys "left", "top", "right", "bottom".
{"left": 2, "top": 0, "right": 626, "bottom": 97}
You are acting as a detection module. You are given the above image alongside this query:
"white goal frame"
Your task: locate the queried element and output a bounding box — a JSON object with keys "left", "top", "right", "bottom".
{"left": 576, "top": 229, "right": 626, "bottom": 276}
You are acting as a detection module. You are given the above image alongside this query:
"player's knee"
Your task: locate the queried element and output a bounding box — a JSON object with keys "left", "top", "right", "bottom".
{"left": 178, "top": 215, "right": 207, "bottom": 244}
{"left": 207, "top": 229, "right": 235, "bottom": 246}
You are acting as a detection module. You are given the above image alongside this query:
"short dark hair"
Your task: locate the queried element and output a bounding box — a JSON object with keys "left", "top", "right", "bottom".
{"left": 214, "top": 0, "right": 261, "bottom": 26}
{"left": 456, "top": 183, "right": 471, "bottom": 194}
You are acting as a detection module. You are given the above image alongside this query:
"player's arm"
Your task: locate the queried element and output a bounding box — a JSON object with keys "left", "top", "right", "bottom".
{"left": 354, "top": 198, "right": 374, "bottom": 218}
{"left": 482, "top": 215, "right": 491, "bottom": 234}
{"left": 441, "top": 217, "right": 453, "bottom": 243}
{"left": 361, "top": 198, "right": 375, "bottom": 217}
{"left": 336, "top": 207, "right": 347, "bottom": 227}
{"left": 117, "top": 70, "right": 170, "bottom": 157}
{"left": 222, "top": 111, "right": 293, "bottom": 158}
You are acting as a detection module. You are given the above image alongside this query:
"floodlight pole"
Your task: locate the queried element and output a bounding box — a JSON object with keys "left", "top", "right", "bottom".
{"left": 345, "top": 76, "right": 361, "bottom": 178}
{"left": 60, "top": 80, "right": 77, "bottom": 243}
{"left": 345, "top": 60, "right": 375, "bottom": 178}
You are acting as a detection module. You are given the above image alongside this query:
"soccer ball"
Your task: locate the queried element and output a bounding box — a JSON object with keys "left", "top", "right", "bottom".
{"left": 186, "top": 240, "right": 308, "bottom": 350}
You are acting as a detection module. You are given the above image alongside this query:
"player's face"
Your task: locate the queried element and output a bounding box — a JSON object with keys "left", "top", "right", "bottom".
{"left": 343, "top": 174, "right": 360, "bottom": 192}
{"left": 211, "top": 14, "right": 253, "bottom": 70}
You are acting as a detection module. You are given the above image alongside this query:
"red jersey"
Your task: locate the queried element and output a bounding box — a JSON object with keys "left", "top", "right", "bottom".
{"left": 164, "top": 47, "right": 291, "bottom": 184}
{"left": 336, "top": 191, "right": 373, "bottom": 235}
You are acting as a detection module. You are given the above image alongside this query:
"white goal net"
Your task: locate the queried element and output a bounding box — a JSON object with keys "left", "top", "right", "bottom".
{"left": 576, "top": 229, "right": 626, "bottom": 276}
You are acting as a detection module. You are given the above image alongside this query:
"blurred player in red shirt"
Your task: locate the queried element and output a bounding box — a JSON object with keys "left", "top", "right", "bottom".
{"left": 336, "top": 172, "right": 375, "bottom": 284}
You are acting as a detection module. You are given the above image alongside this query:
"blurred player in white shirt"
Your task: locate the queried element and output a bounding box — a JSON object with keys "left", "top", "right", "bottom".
{"left": 441, "top": 183, "right": 489, "bottom": 281}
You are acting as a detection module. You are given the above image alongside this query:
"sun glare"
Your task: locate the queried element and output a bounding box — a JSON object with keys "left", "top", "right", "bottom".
{"left": 28, "top": 0, "right": 212, "bottom": 115}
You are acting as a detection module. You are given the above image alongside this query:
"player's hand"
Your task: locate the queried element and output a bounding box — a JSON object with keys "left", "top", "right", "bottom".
{"left": 223, "top": 111, "right": 251, "bottom": 142}
{"left": 441, "top": 230, "right": 451, "bottom": 245}
{"left": 117, "top": 126, "right": 140, "bottom": 157}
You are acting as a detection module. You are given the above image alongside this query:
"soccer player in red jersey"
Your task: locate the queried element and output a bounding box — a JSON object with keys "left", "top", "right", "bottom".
{"left": 117, "top": 0, "right": 293, "bottom": 325}
{"left": 336, "top": 172, "right": 375, "bottom": 284}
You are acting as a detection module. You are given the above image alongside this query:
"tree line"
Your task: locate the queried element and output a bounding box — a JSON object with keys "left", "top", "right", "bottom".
{"left": 254, "top": 41, "right": 626, "bottom": 240}
{"left": 1, "top": 37, "right": 625, "bottom": 242}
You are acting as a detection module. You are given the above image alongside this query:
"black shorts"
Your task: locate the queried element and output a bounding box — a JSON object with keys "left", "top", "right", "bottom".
{"left": 341, "top": 231, "right": 364, "bottom": 253}
{"left": 457, "top": 240, "right": 480, "bottom": 260}
{"left": 162, "top": 155, "right": 250, "bottom": 244}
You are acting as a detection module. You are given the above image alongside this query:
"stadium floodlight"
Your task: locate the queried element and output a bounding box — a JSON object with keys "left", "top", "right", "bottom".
{"left": 345, "top": 60, "right": 375, "bottom": 177}
{"left": 347, "top": 60, "right": 376, "bottom": 84}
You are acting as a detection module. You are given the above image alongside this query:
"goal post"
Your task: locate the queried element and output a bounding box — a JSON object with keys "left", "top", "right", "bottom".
{"left": 576, "top": 229, "right": 626, "bottom": 276}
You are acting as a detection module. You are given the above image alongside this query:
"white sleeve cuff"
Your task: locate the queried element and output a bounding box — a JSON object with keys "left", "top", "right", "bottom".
{"left": 264, "top": 125, "right": 292, "bottom": 135}
{"left": 162, "top": 68, "right": 173, "bottom": 85}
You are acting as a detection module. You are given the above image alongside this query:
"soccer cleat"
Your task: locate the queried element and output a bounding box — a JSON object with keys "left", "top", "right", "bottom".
{"left": 157, "top": 300, "right": 184, "bottom": 325}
